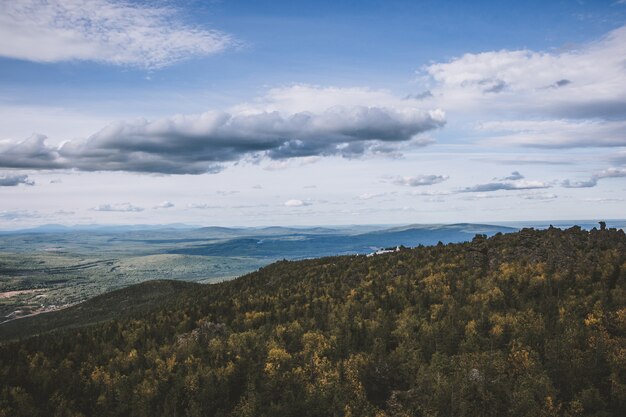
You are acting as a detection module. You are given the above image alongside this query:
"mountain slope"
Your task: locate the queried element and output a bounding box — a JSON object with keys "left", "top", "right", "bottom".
{"left": 0, "top": 280, "right": 199, "bottom": 342}
{"left": 1, "top": 227, "right": 625, "bottom": 416}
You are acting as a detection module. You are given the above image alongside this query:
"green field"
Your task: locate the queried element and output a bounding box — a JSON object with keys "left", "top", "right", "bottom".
{"left": 0, "top": 230, "right": 270, "bottom": 321}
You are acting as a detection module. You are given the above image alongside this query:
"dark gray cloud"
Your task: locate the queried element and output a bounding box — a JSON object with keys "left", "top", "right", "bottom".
{"left": 0, "top": 106, "right": 445, "bottom": 175}
{"left": 393, "top": 175, "right": 449, "bottom": 187}
{"left": 554, "top": 79, "right": 571, "bottom": 88}
{"left": 0, "top": 174, "right": 34, "bottom": 186}
{"left": 0, "top": 135, "right": 63, "bottom": 170}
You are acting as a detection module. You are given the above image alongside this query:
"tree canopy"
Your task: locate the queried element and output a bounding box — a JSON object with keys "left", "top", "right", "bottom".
{"left": 1, "top": 226, "right": 625, "bottom": 416}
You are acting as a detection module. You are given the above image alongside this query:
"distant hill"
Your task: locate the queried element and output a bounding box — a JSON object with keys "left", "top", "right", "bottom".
{"left": 167, "top": 223, "right": 517, "bottom": 258}
{"left": 0, "top": 223, "right": 199, "bottom": 234}
{"left": 1, "top": 226, "right": 624, "bottom": 416}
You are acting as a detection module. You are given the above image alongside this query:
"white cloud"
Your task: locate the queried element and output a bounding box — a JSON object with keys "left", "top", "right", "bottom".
{"left": 0, "top": 0, "right": 234, "bottom": 69}
{"left": 461, "top": 179, "right": 551, "bottom": 193}
{"left": 284, "top": 199, "right": 310, "bottom": 207}
{"left": 562, "top": 167, "right": 626, "bottom": 188}
{"left": 409, "top": 190, "right": 453, "bottom": 196}
{"left": 153, "top": 201, "right": 175, "bottom": 209}
{"left": 393, "top": 174, "right": 448, "bottom": 187}
{"left": 477, "top": 119, "right": 626, "bottom": 148}
{"left": 91, "top": 202, "right": 144, "bottom": 212}
{"left": 358, "top": 192, "right": 386, "bottom": 200}
{"left": 520, "top": 193, "right": 558, "bottom": 200}
{"left": 187, "top": 203, "right": 220, "bottom": 209}
{"left": 234, "top": 85, "right": 421, "bottom": 114}
{"left": 421, "top": 25, "right": 626, "bottom": 149}
{"left": 495, "top": 171, "right": 524, "bottom": 181}
{"left": 425, "top": 26, "right": 626, "bottom": 118}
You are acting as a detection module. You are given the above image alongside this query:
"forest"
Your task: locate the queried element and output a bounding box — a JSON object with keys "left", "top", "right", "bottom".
{"left": 0, "top": 226, "right": 625, "bottom": 416}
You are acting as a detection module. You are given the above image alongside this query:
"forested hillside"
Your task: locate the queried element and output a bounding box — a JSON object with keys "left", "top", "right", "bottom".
{"left": 1, "top": 226, "right": 625, "bottom": 416}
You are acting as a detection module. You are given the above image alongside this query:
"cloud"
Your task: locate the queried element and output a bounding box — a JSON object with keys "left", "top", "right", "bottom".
{"left": 0, "top": 87, "right": 445, "bottom": 175}
{"left": 561, "top": 178, "right": 598, "bottom": 189}
{"left": 358, "top": 192, "right": 386, "bottom": 200}
{"left": 610, "top": 151, "right": 626, "bottom": 166}
{"left": 91, "top": 203, "right": 144, "bottom": 212}
{"left": 284, "top": 199, "right": 311, "bottom": 207}
{"left": 583, "top": 197, "right": 624, "bottom": 203}
{"left": 404, "top": 91, "right": 433, "bottom": 100}
{"left": 481, "top": 79, "right": 507, "bottom": 94}
{"left": 520, "top": 193, "right": 558, "bottom": 200}
{"left": 495, "top": 171, "right": 524, "bottom": 181}
{"left": 393, "top": 174, "right": 448, "bottom": 187}
{"left": 477, "top": 119, "right": 626, "bottom": 148}
{"left": 187, "top": 203, "right": 220, "bottom": 209}
{"left": 550, "top": 79, "right": 572, "bottom": 88}
{"left": 425, "top": 26, "right": 626, "bottom": 120}
{"left": 461, "top": 179, "right": 550, "bottom": 193}
{"left": 410, "top": 190, "right": 453, "bottom": 196}
{"left": 0, "top": 0, "right": 234, "bottom": 69}
{"left": 0, "top": 174, "right": 34, "bottom": 186}
{"left": 562, "top": 167, "right": 626, "bottom": 188}
{"left": 153, "top": 201, "right": 174, "bottom": 209}
{"left": 474, "top": 155, "right": 574, "bottom": 165}
{"left": 421, "top": 25, "right": 626, "bottom": 148}
{"left": 0, "top": 210, "right": 41, "bottom": 221}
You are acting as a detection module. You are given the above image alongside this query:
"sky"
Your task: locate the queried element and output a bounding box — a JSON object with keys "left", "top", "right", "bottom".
{"left": 1, "top": 0, "right": 626, "bottom": 228}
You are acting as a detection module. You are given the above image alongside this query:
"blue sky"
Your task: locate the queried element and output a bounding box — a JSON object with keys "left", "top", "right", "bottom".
{"left": 0, "top": 0, "right": 625, "bottom": 228}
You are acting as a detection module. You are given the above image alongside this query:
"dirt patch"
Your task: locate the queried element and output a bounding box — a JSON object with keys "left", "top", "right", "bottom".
{"left": 0, "top": 289, "right": 40, "bottom": 299}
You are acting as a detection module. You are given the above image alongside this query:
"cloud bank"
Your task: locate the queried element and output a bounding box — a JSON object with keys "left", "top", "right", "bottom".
{"left": 0, "top": 0, "right": 234, "bottom": 69}
{"left": 0, "top": 87, "right": 445, "bottom": 174}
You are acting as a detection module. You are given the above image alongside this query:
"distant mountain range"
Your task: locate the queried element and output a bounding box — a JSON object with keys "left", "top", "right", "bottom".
{"left": 2, "top": 220, "right": 623, "bottom": 235}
